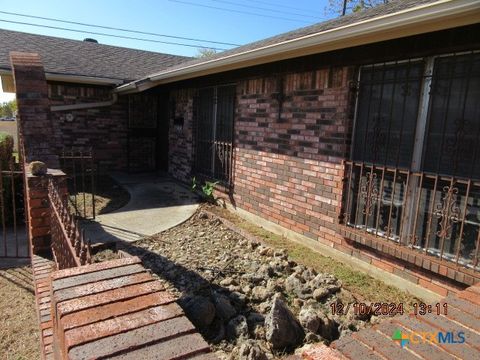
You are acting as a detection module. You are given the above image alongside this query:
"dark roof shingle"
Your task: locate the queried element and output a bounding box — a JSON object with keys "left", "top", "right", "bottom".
{"left": 0, "top": 28, "right": 191, "bottom": 82}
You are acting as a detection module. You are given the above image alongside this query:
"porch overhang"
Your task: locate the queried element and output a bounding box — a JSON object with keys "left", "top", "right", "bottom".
{"left": 116, "top": 0, "right": 480, "bottom": 94}
{"left": 0, "top": 69, "right": 124, "bottom": 89}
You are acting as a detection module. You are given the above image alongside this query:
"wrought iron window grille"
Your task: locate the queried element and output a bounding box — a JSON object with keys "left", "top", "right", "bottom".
{"left": 344, "top": 51, "right": 480, "bottom": 271}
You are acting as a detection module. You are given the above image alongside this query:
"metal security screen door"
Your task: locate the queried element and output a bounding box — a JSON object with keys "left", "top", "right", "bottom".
{"left": 128, "top": 94, "right": 158, "bottom": 172}
{"left": 195, "top": 85, "right": 235, "bottom": 184}
{"left": 344, "top": 52, "right": 480, "bottom": 270}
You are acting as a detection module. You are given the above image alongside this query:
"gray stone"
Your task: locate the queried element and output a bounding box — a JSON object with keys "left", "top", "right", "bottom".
{"left": 285, "top": 273, "right": 305, "bottom": 294}
{"left": 220, "top": 277, "right": 236, "bottom": 286}
{"left": 265, "top": 293, "right": 305, "bottom": 350}
{"left": 312, "top": 287, "right": 330, "bottom": 301}
{"left": 183, "top": 295, "right": 216, "bottom": 328}
{"left": 257, "top": 264, "right": 274, "bottom": 278}
{"left": 238, "top": 340, "right": 268, "bottom": 360}
{"left": 247, "top": 312, "right": 265, "bottom": 324}
{"left": 227, "top": 315, "right": 249, "bottom": 340}
{"left": 304, "top": 332, "right": 322, "bottom": 343}
{"left": 285, "top": 273, "right": 312, "bottom": 299}
{"left": 299, "top": 306, "right": 320, "bottom": 333}
{"left": 317, "top": 311, "right": 338, "bottom": 341}
{"left": 214, "top": 293, "right": 237, "bottom": 320}
{"left": 251, "top": 286, "right": 270, "bottom": 302}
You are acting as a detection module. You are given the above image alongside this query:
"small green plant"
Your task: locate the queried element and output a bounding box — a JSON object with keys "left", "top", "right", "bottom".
{"left": 201, "top": 180, "right": 218, "bottom": 199}
{"left": 191, "top": 177, "right": 218, "bottom": 203}
{"left": 191, "top": 177, "right": 198, "bottom": 191}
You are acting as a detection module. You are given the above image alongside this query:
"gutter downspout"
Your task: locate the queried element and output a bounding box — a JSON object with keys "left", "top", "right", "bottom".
{"left": 50, "top": 93, "right": 118, "bottom": 112}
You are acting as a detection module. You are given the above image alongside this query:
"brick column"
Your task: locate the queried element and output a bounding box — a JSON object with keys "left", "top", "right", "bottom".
{"left": 25, "top": 171, "right": 67, "bottom": 255}
{"left": 9, "top": 52, "right": 64, "bottom": 255}
{"left": 9, "top": 52, "right": 59, "bottom": 168}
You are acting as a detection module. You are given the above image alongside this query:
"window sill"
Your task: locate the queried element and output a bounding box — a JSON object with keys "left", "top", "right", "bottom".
{"left": 338, "top": 225, "right": 479, "bottom": 286}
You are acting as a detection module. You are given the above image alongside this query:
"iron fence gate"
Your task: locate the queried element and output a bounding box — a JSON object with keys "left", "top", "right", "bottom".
{"left": 59, "top": 148, "right": 96, "bottom": 220}
{"left": 0, "top": 157, "right": 27, "bottom": 258}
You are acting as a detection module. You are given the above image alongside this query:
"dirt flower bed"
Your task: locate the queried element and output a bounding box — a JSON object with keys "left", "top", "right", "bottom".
{"left": 107, "top": 209, "right": 411, "bottom": 359}
{"left": 68, "top": 174, "right": 130, "bottom": 217}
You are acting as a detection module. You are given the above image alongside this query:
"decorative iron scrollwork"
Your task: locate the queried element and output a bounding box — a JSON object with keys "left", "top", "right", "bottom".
{"left": 361, "top": 172, "right": 379, "bottom": 216}
{"left": 216, "top": 143, "right": 226, "bottom": 167}
{"left": 446, "top": 118, "right": 469, "bottom": 174}
{"left": 434, "top": 185, "right": 461, "bottom": 239}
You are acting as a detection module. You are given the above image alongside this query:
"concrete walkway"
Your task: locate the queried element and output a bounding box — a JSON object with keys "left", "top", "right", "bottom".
{"left": 83, "top": 173, "right": 199, "bottom": 244}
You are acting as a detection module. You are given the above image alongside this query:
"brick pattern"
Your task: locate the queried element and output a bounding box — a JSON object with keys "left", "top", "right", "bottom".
{"left": 48, "top": 82, "right": 128, "bottom": 171}
{"left": 32, "top": 255, "right": 55, "bottom": 360}
{"left": 339, "top": 228, "right": 477, "bottom": 295}
{"left": 232, "top": 69, "right": 354, "bottom": 247}
{"left": 50, "top": 256, "right": 216, "bottom": 359}
{"left": 169, "top": 89, "right": 195, "bottom": 181}
{"left": 10, "top": 52, "right": 59, "bottom": 168}
{"left": 329, "top": 282, "right": 480, "bottom": 360}
{"left": 25, "top": 171, "right": 67, "bottom": 254}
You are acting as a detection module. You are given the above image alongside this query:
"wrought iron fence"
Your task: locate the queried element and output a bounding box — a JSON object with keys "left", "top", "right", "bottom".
{"left": 342, "top": 161, "right": 480, "bottom": 271}
{"left": 48, "top": 176, "right": 91, "bottom": 269}
{"left": 194, "top": 85, "right": 235, "bottom": 185}
{"left": 59, "top": 148, "right": 96, "bottom": 219}
{"left": 0, "top": 157, "right": 26, "bottom": 258}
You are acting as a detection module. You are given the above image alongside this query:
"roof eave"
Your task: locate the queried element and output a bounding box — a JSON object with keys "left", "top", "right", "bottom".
{"left": 0, "top": 68, "right": 125, "bottom": 86}
{"left": 115, "top": 0, "right": 480, "bottom": 94}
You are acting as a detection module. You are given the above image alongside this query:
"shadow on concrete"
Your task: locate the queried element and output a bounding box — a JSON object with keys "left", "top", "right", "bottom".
{"left": 81, "top": 173, "right": 200, "bottom": 244}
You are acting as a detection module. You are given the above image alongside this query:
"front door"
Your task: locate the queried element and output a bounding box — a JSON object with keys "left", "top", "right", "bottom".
{"left": 128, "top": 94, "right": 158, "bottom": 172}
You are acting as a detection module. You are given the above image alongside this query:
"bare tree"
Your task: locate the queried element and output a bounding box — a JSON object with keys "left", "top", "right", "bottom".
{"left": 195, "top": 48, "right": 217, "bottom": 59}
{"left": 328, "top": 0, "right": 389, "bottom": 16}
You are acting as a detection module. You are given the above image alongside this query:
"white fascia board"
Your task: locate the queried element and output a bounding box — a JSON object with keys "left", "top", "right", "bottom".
{"left": 0, "top": 69, "right": 124, "bottom": 86}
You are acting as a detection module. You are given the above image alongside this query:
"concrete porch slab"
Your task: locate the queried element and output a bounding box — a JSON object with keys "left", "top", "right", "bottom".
{"left": 83, "top": 173, "right": 199, "bottom": 244}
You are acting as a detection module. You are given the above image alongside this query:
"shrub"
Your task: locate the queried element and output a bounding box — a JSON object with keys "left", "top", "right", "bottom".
{"left": 0, "top": 132, "right": 13, "bottom": 170}
{"left": 0, "top": 132, "right": 22, "bottom": 225}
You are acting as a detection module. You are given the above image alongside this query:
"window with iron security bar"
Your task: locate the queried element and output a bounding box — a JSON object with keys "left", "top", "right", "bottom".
{"left": 344, "top": 51, "right": 480, "bottom": 271}
{"left": 194, "top": 85, "right": 235, "bottom": 184}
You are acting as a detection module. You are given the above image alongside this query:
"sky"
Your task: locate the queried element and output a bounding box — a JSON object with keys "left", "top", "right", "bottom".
{"left": 0, "top": 0, "right": 338, "bottom": 102}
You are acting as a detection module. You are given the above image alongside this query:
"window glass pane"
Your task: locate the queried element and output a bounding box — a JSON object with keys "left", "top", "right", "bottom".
{"left": 423, "top": 53, "right": 480, "bottom": 179}
{"left": 352, "top": 61, "right": 424, "bottom": 168}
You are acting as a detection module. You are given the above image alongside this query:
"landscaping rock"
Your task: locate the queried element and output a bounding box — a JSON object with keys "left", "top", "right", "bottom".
{"left": 312, "top": 287, "right": 330, "bottom": 301}
{"left": 299, "top": 306, "right": 320, "bottom": 333}
{"left": 227, "top": 315, "right": 249, "bottom": 340}
{"left": 238, "top": 340, "right": 269, "bottom": 360}
{"left": 251, "top": 286, "right": 270, "bottom": 302}
{"left": 214, "top": 293, "right": 237, "bottom": 320}
{"left": 118, "top": 209, "right": 372, "bottom": 358}
{"left": 265, "top": 294, "right": 305, "bottom": 350}
{"left": 183, "top": 295, "right": 216, "bottom": 328}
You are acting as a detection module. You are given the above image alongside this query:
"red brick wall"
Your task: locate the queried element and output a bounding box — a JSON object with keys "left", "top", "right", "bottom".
{"left": 169, "top": 89, "right": 195, "bottom": 181}
{"left": 232, "top": 68, "right": 354, "bottom": 246}
{"left": 48, "top": 82, "right": 128, "bottom": 171}
{"left": 165, "top": 68, "right": 356, "bottom": 251}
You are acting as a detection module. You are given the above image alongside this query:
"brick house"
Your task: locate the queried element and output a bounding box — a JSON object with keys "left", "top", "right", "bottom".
{"left": 1, "top": 0, "right": 479, "bottom": 296}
